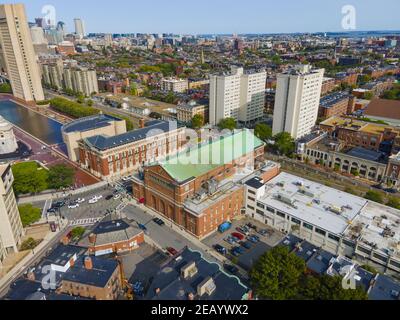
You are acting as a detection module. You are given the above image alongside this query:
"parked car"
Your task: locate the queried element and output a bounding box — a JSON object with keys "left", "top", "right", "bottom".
{"left": 113, "top": 194, "right": 122, "bottom": 200}
{"left": 214, "top": 244, "right": 227, "bottom": 255}
{"left": 236, "top": 227, "right": 250, "bottom": 236}
{"left": 68, "top": 203, "right": 79, "bottom": 209}
{"left": 47, "top": 208, "right": 56, "bottom": 214}
{"left": 153, "top": 218, "right": 165, "bottom": 226}
{"left": 225, "top": 237, "right": 237, "bottom": 245}
{"left": 240, "top": 241, "right": 252, "bottom": 250}
{"left": 53, "top": 201, "right": 65, "bottom": 208}
{"left": 89, "top": 198, "right": 98, "bottom": 204}
{"left": 246, "top": 223, "right": 258, "bottom": 231}
{"left": 258, "top": 229, "right": 269, "bottom": 236}
{"left": 218, "top": 222, "right": 232, "bottom": 233}
{"left": 49, "top": 222, "right": 57, "bottom": 232}
{"left": 94, "top": 195, "right": 103, "bottom": 200}
{"left": 248, "top": 235, "right": 260, "bottom": 243}
{"left": 224, "top": 264, "right": 239, "bottom": 275}
{"left": 105, "top": 195, "right": 113, "bottom": 201}
{"left": 385, "top": 188, "right": 398, "bottom": 194}
{"left": 166, "top": 247, "right": 178, "bottom": 256}
{"left": 231, "top": 246, "right": 245, "bottom": 257}
{"left": 232, "top": 232, "right": 245, "bottom": 241}
{"left": 76, "top": 198, "right": 85, "bottom": 203}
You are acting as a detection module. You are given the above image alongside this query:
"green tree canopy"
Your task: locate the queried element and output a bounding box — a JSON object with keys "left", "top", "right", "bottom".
{"left": 20, "top": 238, "right": 40, "bottom": 251}
{"left": 364, "top": 190, "right": 384, "bottom": 204}
{"left": 48, "top": 165, "right": 75, "bottom": 190}
{"left": 273, "top": 132, "right": 295, "bottom": 156}
{"left": 0, "top": 83, "right": 12, "bottom": 93}
{"left": 12, "top": 162, "right": 48, "bottom": 195}
{"left": 300, "top": 275, "right": 368, "bottom": 300}
{"left": 387, "top": 197, "right": 400, "bottom": 210}
{"left": 18, "top": 204, "right": 42, "bottom": 227}
{"left": 218, "top": 118, "right": 237, "bottom": 131}
{"left": 71, "top": 227, "right": 86, "bottom": 240}
{"left": 250, "top": 246, "right": 306, "bottom": 300}
{"left": 191, "top": 114, "right": 204, "bottom": 129}
{"left": 255, "top": 124, "right": 273, "bottom": 141}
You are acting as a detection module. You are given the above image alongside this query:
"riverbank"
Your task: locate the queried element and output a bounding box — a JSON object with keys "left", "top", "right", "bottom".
{"left": 0, "top": 94, "right": 73, "bottom": 125}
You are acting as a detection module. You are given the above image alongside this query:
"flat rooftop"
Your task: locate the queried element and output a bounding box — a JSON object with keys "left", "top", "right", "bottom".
{"left": 320, "top": 91, "right": 350, "bottom": 109}
{"left": 259, "top": 172, "right": 368, "bottom": 235}
{"left": 159, "top": 130, "right": 264, "bottom": 183}
{"left": 62, "top": 114, "right": 122, "bottom": 134}
{"left": 321, "top": 116, "right": 400, "bottom": 135}
{"left": 345, "top": 147, "right": 386, "bottom": 163}
{"left": 345, "top": 202, "right": 400, "bottom": 258}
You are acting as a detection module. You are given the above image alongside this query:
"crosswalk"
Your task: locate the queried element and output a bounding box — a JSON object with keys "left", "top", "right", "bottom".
{"left": 69, "top": 217, "right": 102, "bottom": 227}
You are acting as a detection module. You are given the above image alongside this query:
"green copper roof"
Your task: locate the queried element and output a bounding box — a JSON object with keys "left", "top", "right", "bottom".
{"left": 161, "top": 130, "right": 264, "bottom": 183}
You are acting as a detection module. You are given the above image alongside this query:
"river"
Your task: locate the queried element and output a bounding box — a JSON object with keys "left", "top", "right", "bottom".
{"left": 0, "top": 99, "right": 64, "bottom": 145}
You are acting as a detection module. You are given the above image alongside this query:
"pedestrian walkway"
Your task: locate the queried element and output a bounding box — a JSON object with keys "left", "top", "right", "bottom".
{"left": 17, "top": 181, "right": 108, "bottom": 204}
{"left": 69, "top": 217, "right": 102, "bottom": 227}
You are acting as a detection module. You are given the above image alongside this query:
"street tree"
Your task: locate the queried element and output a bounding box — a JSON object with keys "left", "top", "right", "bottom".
{"left": 250, "top": 246, "right": 306, "bottom": 300}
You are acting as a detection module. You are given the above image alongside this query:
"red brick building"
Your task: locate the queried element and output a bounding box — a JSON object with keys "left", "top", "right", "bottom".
{"left": 78, "top": 120, "right": 186, "bottom": 181}
{"left": 79, "top": 219, "right": 144, "bottom": 256}
{"left": 133, "top": 130, "right": 280, "bottom": 239}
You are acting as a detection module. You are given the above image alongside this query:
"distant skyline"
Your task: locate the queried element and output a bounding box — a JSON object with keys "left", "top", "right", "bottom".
{"left": 8, "top": 0, "right": 400, "bottom": 35}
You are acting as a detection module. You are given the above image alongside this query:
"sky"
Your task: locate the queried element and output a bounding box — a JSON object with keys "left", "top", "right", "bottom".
{"left": 9, "top": 0, "right": 400, "bottom": 35}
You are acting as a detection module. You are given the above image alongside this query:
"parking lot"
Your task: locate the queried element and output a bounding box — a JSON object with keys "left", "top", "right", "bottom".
{"left": 203, "top": 217, "right": 285, "bottom": 271}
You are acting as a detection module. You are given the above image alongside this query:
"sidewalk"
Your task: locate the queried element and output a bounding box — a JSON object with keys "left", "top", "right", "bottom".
{"left": 17, "top": 181, "right": 108, "bottom": 204}
{"left": 0, "top": 218, "right": 69, "bottom": 293}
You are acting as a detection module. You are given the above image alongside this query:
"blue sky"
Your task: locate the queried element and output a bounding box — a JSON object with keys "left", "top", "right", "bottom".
{"left": 10, "top": 0, "right": 400, "bottom": 34}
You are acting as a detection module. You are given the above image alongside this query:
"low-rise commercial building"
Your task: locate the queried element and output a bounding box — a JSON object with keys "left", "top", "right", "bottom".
{"left": 132, "top": 130, "right": 275, "bottom": 239}
{"left": 0, "top": 165, "right": 24, "bottom": 254}
{"left": 245, "top": 172, "right": 400, "bottom": 273}
{"left": 78, "top": 120, "right": 186, "bottom": 181}
{"left": 320, "top": 116, "right": 400, "bottom": 153}
{"left": 161, "top": 77, "right": 188, "bottom": 93}
{"left": 176, "top": 101, "right": 209, "bottom": 124}
{"left": 79, "top": 219, "right": 144, "bottom": 256}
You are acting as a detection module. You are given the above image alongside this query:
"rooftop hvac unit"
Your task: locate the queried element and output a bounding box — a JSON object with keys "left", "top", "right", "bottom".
{"left": 181, "top": 261, "right": 198, "bottom": 280}
{"left": 276, "top": 192, "right": 295, "bottom": 206}
{"left": 330, "top": 206, "right": 343, "bottom": 215}
{"left": 298, "top": 187, "right": 315, "bottom": 198}
{"left": 197, "top": 277, "right": 216, "bottom": 297}
{"left": 206, "top": 179, "right": 218, "bottom": 195}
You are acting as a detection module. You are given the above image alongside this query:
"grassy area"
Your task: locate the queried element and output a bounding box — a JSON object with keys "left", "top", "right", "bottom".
{"left": 50, "top": 97, "right": 135, "bottom": 131}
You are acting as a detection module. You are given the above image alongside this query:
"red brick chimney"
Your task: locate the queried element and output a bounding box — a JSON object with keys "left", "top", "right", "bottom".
{"left": 88, "top": 233, "right": 97, "bottom": 244}
{"left": 139, "top": 119, "right": 145, "bottom": 129}
{"left": 84, "top": 257, "right": 93, "bottom": 270}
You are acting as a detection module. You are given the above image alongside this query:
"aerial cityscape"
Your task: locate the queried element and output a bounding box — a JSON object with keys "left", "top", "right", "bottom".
{"left": 0, "top": 0, "right": 400, "bottom": 309}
